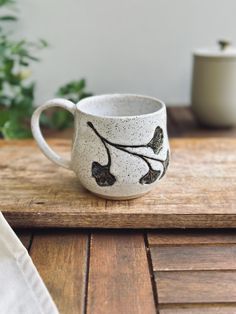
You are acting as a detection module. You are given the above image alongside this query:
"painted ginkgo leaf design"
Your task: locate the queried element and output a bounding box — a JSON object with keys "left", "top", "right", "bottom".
{"left": 159, "top": 150, "right": 170, "bottom": 179}
{"left": 139, "top": 169, "right": 161, "bottom": 184}
{"left": 147, "top": 126, "right": 163, "bottom": 154}
{"left": 92, "top": 162, "right": 116, "bottom": 186}
{"left": 87, "top": 122, "right": 169, "bottom": 186}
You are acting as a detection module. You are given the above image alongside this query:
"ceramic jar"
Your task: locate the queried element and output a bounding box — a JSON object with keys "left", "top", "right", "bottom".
{"left": 191, "top": 41, "right": 236, "bottom": 127}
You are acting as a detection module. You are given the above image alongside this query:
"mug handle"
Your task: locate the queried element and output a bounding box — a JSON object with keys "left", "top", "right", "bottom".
{"left": 31, "top": 98, "right": 76, "bottom": 170}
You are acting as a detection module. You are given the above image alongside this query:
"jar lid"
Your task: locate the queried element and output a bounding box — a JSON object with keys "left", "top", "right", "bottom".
{"left": 194, "top": 40, "right": 236, "bottom": 58}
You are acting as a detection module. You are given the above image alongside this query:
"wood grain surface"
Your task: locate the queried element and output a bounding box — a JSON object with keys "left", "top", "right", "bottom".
{"left": 86, "top": 232, "right": 156, "bottom": 314}
{"left": 9, "top": 108, "right": 236, "bottom": 313}
{"left": 148, "top": 228, "right": 236, "bottom": 314}
{"left": 156, "top": 270, "right": 236, "bottom": 303}
{"left": 30, "top": 231, "right": 89, "bottom": 314}
{"left": 1, "top": 137, "right": 236, "bottom": 228}
{"left": 151, "top": 244, "right": 236, "bottom": 271}
{"left": 148, "top": 230, "right": 236, "bottom": 245}
{"left": 159, "top": 304, "right": 236, "bottom": 314}
{"left": 20, "top": 228, "right": 236, "bottom": 314}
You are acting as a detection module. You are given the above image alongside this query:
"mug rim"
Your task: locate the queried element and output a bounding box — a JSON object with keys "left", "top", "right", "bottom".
{"left": 76, "top": 93, "right": 166, "bottom": 119}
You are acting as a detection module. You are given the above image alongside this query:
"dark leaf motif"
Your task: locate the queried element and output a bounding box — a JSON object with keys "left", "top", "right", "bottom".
{"left": 139, "top": 168, "right": 161, "bottom": 185}
{"left": 88, "top": 122, "right": 169, "bottom": 188}
{"left": 147, "top": 126, "right": 163, "bottom": 154}
{"left": 160, "top": 150, "right": 170, "bottom": 179}
{"left": 92, "top": 162, "right": 116, "bottom": 187}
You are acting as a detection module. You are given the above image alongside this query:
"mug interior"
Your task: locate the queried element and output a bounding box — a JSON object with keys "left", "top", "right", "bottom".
{"left": 77, "top": 94, "right": 164, "bottom": 118}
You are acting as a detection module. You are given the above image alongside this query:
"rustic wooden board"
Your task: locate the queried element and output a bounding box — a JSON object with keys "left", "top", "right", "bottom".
{"left": 148, "top": 230, "right": 236, "bottom": 245}
{"left": 87, "top": 232, "right": 156, "bottom": 314}
{"left": 155, "top": 271, "right": 236, "bottom": 304}
{"left": 159, "top": 304, "right": 236, "bottom": 314}
{"left": 148, "top": 229, "right": 236, "bottom": 313}
{"left": 30, "top": 231, "right": 89, "bottom": 314}
{"left": 150, "top": 244, "right": 236, "bottom": 271}
{"left": 1, "top": 138, "right": 236, "bottom": 228}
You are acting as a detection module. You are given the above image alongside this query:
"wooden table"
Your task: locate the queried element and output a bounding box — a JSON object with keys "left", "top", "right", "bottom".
{"left": 13, "top": 107, "right": 236, "bottom": 314}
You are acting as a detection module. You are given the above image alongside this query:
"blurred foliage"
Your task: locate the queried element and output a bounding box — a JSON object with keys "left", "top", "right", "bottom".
{"left": 0, "top": 0, "right": 92, "bottom": 138}
{"left": 41, "top": 79, "right": 92, "bottom": 130}
{"left": 0, "top": 0, "right": 47, "bottom": 138}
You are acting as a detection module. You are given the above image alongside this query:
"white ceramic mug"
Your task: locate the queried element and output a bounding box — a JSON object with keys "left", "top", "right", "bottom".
{"left": 31, "top": 94, "right": 170, "bottom": 200}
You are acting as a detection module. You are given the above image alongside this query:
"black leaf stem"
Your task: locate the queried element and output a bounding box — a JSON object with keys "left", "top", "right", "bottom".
{"left": 110, "top": 143, "right": 147, "bottom": 149}
{"left": 110, "top": 144, "right": 154, "bottom": 170}
{"left": 87, "top": 121, "right": 166, "bottom": 173}
{"left": 87, "top": 122, "right": 111, "bottom": 167}
{"left": 102, "top": 139, "right": 112, "bottom": 167}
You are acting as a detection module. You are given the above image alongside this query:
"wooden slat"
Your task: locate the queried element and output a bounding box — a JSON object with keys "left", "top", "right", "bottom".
{"left": 15, "top": 229, "right": 32, "bottom": 250}
{"left": 151, "top": 244, "right": 236, "bottom": 271}
{"left": 30, "top": 231, "right": 89, "bottom": 314}
{"left": 156, "top": 270, "right": 236, "bottom": 304}
{"left": 159, "top": 304, "right": 236, "bottom": 314}
{"left": 149, "top": 230, "right": 236, "bottom": 310}
{"left": 87, "top": 232, "right": 156, "bottom": 314}
{"left": 148, "top": 230, "right": 236, "bottom": 245}
{"left": 1, "top": 138, "right": 236, "bottom": 228}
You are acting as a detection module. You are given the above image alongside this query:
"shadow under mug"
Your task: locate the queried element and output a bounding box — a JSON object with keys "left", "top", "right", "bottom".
{"left": 31, "top": 94, "right": 170, "bottom": 200}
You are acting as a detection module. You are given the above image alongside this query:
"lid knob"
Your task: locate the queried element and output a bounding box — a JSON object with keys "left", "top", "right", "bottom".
{"left": 218, "top": 40, "right": 231, "bottom": 51}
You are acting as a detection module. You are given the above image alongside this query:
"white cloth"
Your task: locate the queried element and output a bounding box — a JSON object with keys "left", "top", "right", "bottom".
{"left": 0, "top": 213, "right": 58, "bottom": 314}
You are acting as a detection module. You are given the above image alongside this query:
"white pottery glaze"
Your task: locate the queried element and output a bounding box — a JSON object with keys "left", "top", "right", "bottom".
{"left": 31, "top": 94, "right": 170, "bottom": 200}
{"left": 191, "top": 41, "right": 236, "bottom": 127}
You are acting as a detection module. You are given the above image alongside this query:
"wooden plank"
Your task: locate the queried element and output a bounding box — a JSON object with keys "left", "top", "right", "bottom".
{"left": 87, "top": 233, "right": 156, "bottom": 314}
{"left": 15, "top": 229, "right": 32, "bottom": 250}
{"left": 148, "top": 230, "right": 236, "bottom": 245}
{"left": 151, "top": 244, "right": 236, "bottom": 271}
{"left": 30, "top": 231, "right": 89, "bottom": 314}
{"left": 159, "top": 304, "right": 236, "bottom": 314}
{"left": 1, "top": 138, "right": 236, "bottom": 228}
{"left": 156, "top": 270, "right": 236, "bottom": 304}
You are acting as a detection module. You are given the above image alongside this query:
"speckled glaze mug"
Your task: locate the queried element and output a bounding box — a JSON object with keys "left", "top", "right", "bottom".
{"left": 31, "top": 94, "right": 170, "bottom": 200}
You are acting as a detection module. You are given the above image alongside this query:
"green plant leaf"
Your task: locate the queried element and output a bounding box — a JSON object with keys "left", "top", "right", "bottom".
{"left": 0, "top": 0, "right": 48, "bottom": 139}
{"left": 80, "top": 92, "right": 93, "bottom": 99}
{"left": 25, "top": 54, "right": 40, "bottom": 61}
{"left": 1, "top": 120, "right": 32, "bottom": 139}
{"left": 40, "top": 112, "right": 51, "bottom": 127}
{"left": 0, "top": 15, "right": 17, "bottom": 21}
{"left": 4, "top": 58, "right": 14, "bottom": 74}
{"left": 0, "top": 96, "right": 12, "bottom": 106}
{"left": 57, "top": 79, "right": 86, "bottom": 96}
{"left": 0, "top": 0, "right": 93, "bottom": 136}
{"left": 51, "top": 110, "right": 73, "bottom": 130}
{"left": 56, "top": 79, "right": 92, "bottom": 103}
{"left": 74, "top": 78, "right": 86, "bottom": 90}
{"left": 39, "top": 38, "right": 48, "bottom": 47}
{"left": 19, "top": 60, "right": 29, "bottom": 66}
{"left": 0, "top": 109, "right": 9, "bottom": 126}
{"left": 0, "top": 0, "right": 16, "bottom": 7}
